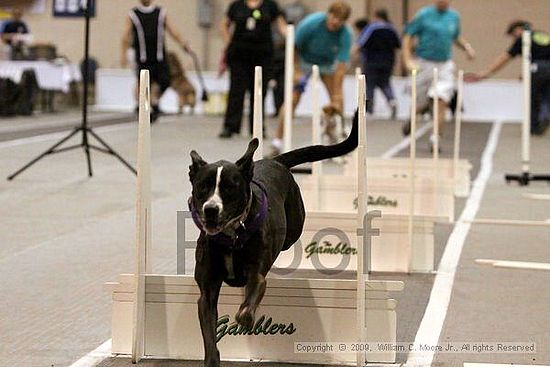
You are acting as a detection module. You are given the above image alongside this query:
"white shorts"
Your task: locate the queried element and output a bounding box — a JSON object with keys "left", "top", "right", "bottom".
{"left": 415, "top": 58, "right": 456, "bottom": 108}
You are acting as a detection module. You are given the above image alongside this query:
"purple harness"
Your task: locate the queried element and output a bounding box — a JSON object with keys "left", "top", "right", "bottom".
{"left": 188, "top": 180, "right": 268, "bottom": 250}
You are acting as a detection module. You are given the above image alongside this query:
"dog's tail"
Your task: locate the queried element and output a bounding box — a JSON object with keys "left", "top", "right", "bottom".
{"left": 273, "top": 109, "right": 358, "bottom": 169}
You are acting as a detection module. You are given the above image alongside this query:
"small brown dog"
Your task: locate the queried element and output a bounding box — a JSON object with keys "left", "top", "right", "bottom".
{"left": 167, "top": 51, "right": 196, "bottom": 114}
{"left": 321, "top": 104, "right": 345, "bottom": 144}
{"left": 321, "top": 104, "right": 349, "bottom": 164}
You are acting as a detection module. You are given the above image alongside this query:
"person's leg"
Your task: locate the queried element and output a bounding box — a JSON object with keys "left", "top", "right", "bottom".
{"left": 402, "top": 59, "right": 432, "bottom": 136}
{"left": 379, "top": 69, "right": 396, "bottom": 103}
{"left": 364, "top": 68, "right": 377, "bottom": 114}
{"left": 222, "top": 57, "right": 248, "bottom": 137}
{"left": 427, "top": 60, "right": 455, "bottom": 150}
{"left": 320, "top": 72, "right": 344, "bottom": 112}
{"left": 274, "top": 67, "right": 306, "bottom": 142}
{"left": 275, "top": 90, "right": 301, "bottom": 140}
{"left": 273, "top": 64, "right": 285, "bottom": 115}
{"left": 378, "top": 68, "right": 398, "bottom": 119}
{"left": 320, "top": 73, "right": 342, "bottom": 142}
{"left": 540, "top": 80, "right": 550, "bottom": 128}
{"left": 532, "top": 61, "right": 550, "bottom": 134}
{"left": 151, "top": 61, "right": 172, "bottom": 118}
{"left": 259, "top": 61, "right": 272, "bottom": 137}
{"left": 246, "top": 62, "right": 256, "bottom": 136}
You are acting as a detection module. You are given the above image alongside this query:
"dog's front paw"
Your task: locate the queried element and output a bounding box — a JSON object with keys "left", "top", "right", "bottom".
{"left": 235, "top": 305, "right": 255, "bottom": 329}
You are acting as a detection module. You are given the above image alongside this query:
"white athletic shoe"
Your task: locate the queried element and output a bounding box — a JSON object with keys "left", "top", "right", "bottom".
{"left": 269, "top": 138, "right": 283, "bottom": 157}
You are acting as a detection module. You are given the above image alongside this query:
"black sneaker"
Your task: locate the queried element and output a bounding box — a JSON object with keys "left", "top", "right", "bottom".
{"left": 389, "top": 102, "right": 397, "bottom": 120}
{"left": 402, "top": 120, "right": 411, "bottom": 136}
{"left": 151, "top": 105, "right": 161, "bottom": 123}
{"left": 219, "top": 128, "right": 233, "bottom": 138}
{"left": 531, "top": 119, "right": 549, "bottom": 135}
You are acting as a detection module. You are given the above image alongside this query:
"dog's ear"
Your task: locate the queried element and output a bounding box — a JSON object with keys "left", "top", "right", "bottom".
{"left": 189, "top": 150, "right": 207, "bottom": 182}
{"left": 235, "top": 138, "right": 259, "bottom": 181}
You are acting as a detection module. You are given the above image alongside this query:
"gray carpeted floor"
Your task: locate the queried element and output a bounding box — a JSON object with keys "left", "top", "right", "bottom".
{"left": 2, "top": 113, "right": 549, "bottom": 367}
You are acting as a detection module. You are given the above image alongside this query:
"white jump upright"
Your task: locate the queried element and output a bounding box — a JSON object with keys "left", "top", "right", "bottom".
{"left": 432, "top": 67, "right": 440, "bottom": 159}
{"left": 283, "top": 24, "right": 295, "bottom": 153}
{"left": 355, "top": 74, "right": 367, "bottom": 366}
{"left": 132, "top": 70, "right": 152, "bottom": 363}
{"left": 453, "top": 70, "right": 465, "bottom": 195}
{"left": 522, "top": 30, "right": 531, "bottom": 176}
{"left": 407, "top": 69, "right": 418, "bottom": 273}
{"left": 253, "top": 66, "right": 263, "bottom": 161}
{"left": 311, "top": 65, "right": 322, "bottom": 210}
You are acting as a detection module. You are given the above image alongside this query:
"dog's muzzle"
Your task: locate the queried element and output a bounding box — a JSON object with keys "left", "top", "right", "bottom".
{"left": 203, "top": 204, "right": 221, "bottom": 231}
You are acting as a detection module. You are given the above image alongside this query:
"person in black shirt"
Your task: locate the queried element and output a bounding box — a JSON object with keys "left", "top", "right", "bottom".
{"left": 219, "top": 0, "right": 287, "bottom": 138}
{"left": 353, "top": 9, "right": 400, "bottom": 118}
{"left": 121, "top": 0, "right": 192, "bottom": 122}
{"left": 467, "top": 20, "right": 550, "bottom": 135}
{"left": 1, "top": 7, "right": 30, "bottom": 47}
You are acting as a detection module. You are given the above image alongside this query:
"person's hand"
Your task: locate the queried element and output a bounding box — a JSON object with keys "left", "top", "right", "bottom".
{"left": 181, "top": 42, "right": 191, "bottom": 54}
{"left": 218, "top": 49, "right": 228, "bottom": 77}
{"left": 465, "top": 44, "right": 476, "bottom": 60}
{"left": 464, "top": 72, "right": 483, "bottom": 83}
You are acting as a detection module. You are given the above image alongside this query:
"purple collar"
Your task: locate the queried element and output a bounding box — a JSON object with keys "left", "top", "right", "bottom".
{"left": 188, "top": 180, "right": 268, "bottom": 250}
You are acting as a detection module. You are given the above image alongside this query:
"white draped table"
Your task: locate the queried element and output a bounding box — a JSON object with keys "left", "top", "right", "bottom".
{"left": 0, "top": 60, "right": 82, "bottom": 93}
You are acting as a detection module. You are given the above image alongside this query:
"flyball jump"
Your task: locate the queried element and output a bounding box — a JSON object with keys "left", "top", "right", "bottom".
{"left": 106, "top": 69, "right": 403, "bottom": 365}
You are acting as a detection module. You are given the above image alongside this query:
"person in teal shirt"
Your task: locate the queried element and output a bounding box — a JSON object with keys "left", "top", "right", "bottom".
{"left": 402, "top": 0, "right": 475, "bottom": 151}
{"left": 271, "top": 1, "right": 352, "bottom": 155}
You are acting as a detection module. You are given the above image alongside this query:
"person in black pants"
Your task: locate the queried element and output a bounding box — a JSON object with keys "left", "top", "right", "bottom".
{"left": 467, "top": 20, "right": 550, "bottom": 135}
{"left": 121, "top": 0, "right": 192, "bottom": 122}
{"left": 353, "top": 9, "right": 400, "bottom": 118}
{"left": 219, "top": 0, "right": 287, "bottom": 138}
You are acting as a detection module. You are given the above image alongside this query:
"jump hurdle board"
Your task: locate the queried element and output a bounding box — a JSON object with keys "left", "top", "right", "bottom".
{"left": 106, "top": 274, "right": 403, "bottom": 365}
{"left": 343, "top": 156, "right": 472, "bottom": 198}
{"left": 273, "top": 211, "right": 435, "bottom": 273}
{"left": 297, "top": 174, "right": 455, "bottom": 222}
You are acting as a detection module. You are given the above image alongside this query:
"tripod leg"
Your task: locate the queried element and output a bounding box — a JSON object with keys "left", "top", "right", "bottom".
{"left": 84, "top": 144, "right": 93, "bottom": 177}
{"left": 82, "top": 127, "right": 93, "bottom": 177}
{"left": 7, "top": 128, "right": 81, "bottom": 181}
{"left": 88, "top": 129, "right": 137, "bottom": 175}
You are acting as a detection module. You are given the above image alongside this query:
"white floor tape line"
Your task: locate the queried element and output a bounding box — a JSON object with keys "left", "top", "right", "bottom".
{"left": 381, "top": 122, "right": 432, "bottom": 158}
{"left": 522, "top": 193, "right": 550, "bottom": 201}
{"left": 0, "top": 112, "right": 127, "bottom": 134}
{"left": 406, "top": 121, "right": 502, "bottom": 366}
{"left": 476, "top": 259, "right": 550, "bottom": 271}
{"left": 0, "top": 122, "right": 136, "bottom": 149}
{"left": 464, "top": 364, "right": 550, "bottom": 367}
{"left": 69, "top": 339, "right": 112, "bottom": 367}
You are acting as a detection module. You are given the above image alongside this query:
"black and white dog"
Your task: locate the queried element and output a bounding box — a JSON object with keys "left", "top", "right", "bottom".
{"left": 188, "top": 111, "right": 358, "bottom": 367}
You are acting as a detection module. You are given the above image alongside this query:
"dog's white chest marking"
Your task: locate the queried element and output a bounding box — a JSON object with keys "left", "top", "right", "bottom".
{"left": 203, "top": 166, "right": 224, "bottom": 214}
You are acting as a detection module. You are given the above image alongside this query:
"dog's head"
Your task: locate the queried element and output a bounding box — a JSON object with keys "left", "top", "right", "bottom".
{"left": 188, "top": 139, "right": 258, "bottom": 235}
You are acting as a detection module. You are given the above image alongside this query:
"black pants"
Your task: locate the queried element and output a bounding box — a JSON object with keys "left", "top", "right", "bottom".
{"left": 532, "top": 60, "right": 550, "bottom": 129}
{"left": 224, "top": 54, "right": 271, "bottom": 134}
{"left": 270, "top": 57, "right": 285, "bottom": 116}
{"left": 136, "top": 61, "right": 171, "bottom": 96}
{"left": 365, "top": 65, "right": 395, "bottom": 114}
